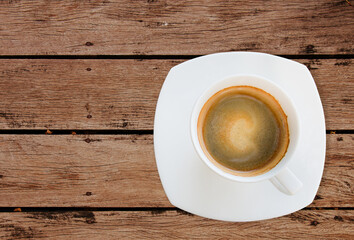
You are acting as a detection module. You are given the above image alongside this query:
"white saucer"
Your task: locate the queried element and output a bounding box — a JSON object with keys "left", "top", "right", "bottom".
{"left": 154, "top": 52, "right": 326, "bottom": 222}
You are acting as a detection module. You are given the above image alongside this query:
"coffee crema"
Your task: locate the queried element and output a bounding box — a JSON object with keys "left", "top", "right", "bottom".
{"left": 197, "top": 86, "right": 289, "bottom": 177}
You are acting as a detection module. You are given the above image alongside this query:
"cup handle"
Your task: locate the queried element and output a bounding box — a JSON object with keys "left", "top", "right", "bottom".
{"left": 270, "top": 167, "right": 302, "bottom": 195}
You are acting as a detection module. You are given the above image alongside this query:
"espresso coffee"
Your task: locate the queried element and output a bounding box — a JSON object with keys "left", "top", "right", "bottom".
{"left": 197, "top": 86, "right": 289, "bottom": 176}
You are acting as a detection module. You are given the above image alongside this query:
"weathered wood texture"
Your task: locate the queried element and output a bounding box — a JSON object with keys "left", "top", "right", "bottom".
{"left": 0, "top": 134, "right": 352, "bottom": 207}
{"left": 0, "top": 210, "right": 353, "bottom": 239}
{"left": 0, "top": 1, "right": 352, "bottom": 238}
{"left": 0, "top": 59, "right": 352, "bottom": 130}
{"left": 0, "top": 0, "right": 353, "bottom": 55}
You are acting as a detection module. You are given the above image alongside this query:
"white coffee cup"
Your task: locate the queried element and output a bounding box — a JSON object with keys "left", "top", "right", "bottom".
{"left": 190, "top": 75, "right": 303, "bottom": 195}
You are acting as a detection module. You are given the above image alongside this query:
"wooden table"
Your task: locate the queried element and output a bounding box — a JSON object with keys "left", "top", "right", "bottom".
{"left": 0, "top": 1, "right": 353, "bottom": 239}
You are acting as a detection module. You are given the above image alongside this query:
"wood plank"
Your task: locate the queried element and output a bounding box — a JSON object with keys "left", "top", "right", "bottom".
{"left": 0, "top": 0, "right": 353, "bottom": 55}
{"left": 0, "top": 59, "right": 352, "bottom": 130}
{"left": 0, "top": 134, "right": 352, "bottom": 207}
{"left": 0, "top": 210, "right": 353, "bottom": 239}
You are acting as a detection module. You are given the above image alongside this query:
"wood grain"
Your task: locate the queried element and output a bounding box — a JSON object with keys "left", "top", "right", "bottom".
{"left": 0, "top": 134, "right": 352, "bottom": 207}
{"left": 0, "top": 210, "right": 353, "bottom": 239}
{"left": 0, "top": 1, "right": 352, "bottom": 238}
{"left": 0, "top": 134, "right": 168, "bottom": 207}
{"left": 0, "top": 59, "right": 352, "bottom": 130}
{"left": 0, "top": 0, "right": 353, "bottom": 55}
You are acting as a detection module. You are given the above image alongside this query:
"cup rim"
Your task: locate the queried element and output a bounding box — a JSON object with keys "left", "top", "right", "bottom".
{"left": 190, "top": 74, "right": 300, "bottom": 183}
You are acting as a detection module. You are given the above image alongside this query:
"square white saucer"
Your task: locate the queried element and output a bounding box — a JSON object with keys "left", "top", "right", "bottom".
{"left": 154, "top": 52, "right": 326, "bottom": 221}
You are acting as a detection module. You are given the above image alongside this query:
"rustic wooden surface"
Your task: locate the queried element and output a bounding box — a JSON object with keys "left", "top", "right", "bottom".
{"left": 0, "top": 0, "right": 353, "bottom": 55}
{"left": 0, "top": 59, "right": 352, "bottom": 130}
{"left": 0, "top": 134, "right": 352, "bottom": 208}
{"left": 0, "top": 210, "right": 353, "bottom": 239}
{"left": 0, "top": 0, "right": 353, "bottom": 239}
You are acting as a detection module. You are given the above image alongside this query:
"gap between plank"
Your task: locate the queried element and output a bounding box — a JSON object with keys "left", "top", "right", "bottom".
{"left": 0, "top": 130, "right": 351, "bottom": 135}
{"left": 0, "top": 207, "right": 352, "bottom": 213}
{"left": 0, "top": 54, "right": 353, "bottom": 60}
{"left": 0, "top": 129, "right": 153, "bottom": 135}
